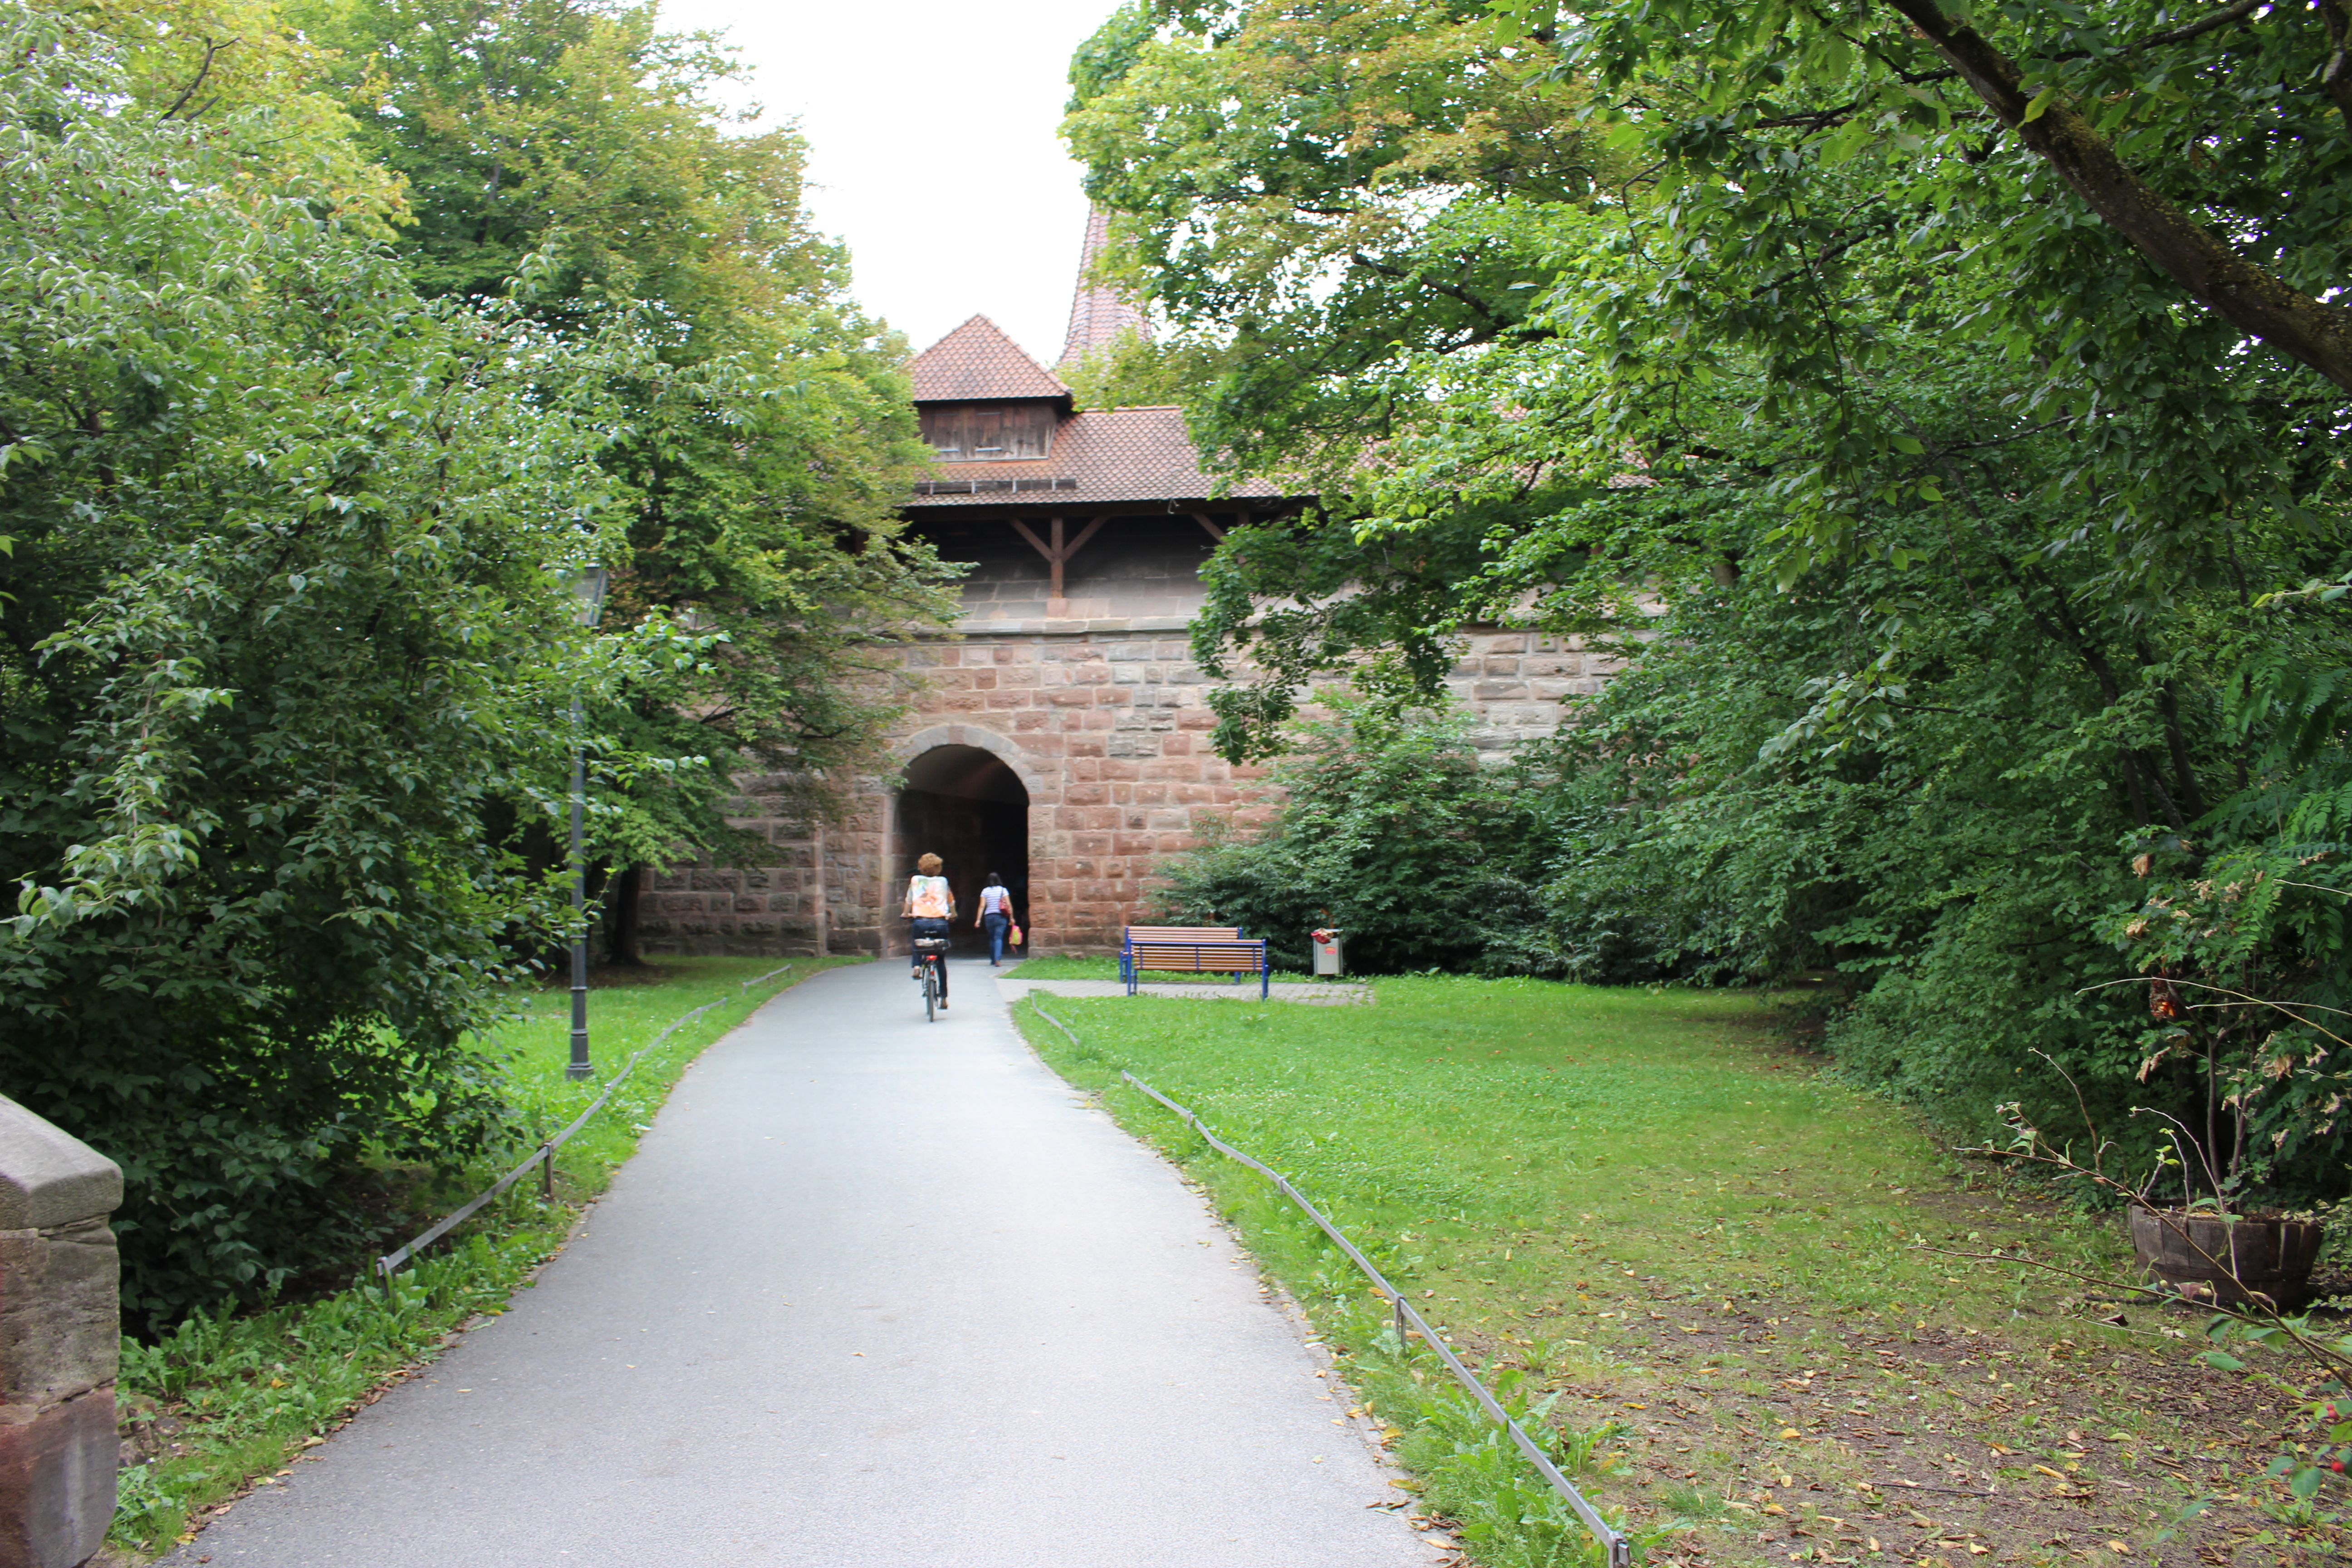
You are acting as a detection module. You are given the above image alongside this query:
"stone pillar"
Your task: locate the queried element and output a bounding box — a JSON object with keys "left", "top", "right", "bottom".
{"left": 0, "top": 1097, "right": 122, "bottom": 1568}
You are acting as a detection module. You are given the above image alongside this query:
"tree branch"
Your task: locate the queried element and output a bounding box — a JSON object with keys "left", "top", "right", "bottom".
{"left": 2318, "top": 0, "right": 2352, "bottom": 134}
{"left": 1347, "top": 251, "right": 1529, "bottom": 339}
{"left": 1875, "top": 0, "right": 2352, "bottom": 391}
{"left": 2131, "top": 0, "right": 2268, "bottom": 51}
{"left": 2139, "top": 641, "right": 2209, "bottom": 822}
{"left": 160, "top": 38, "right": 235, "bottom": 120}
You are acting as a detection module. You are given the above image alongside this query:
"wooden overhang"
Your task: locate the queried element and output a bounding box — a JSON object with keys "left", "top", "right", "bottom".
{"left": 904, "top": 314, "right": 1290, "bottom": 602}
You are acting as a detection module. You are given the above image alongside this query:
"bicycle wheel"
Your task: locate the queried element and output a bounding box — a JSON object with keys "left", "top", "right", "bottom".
{"left": 923, "top": 957, "right": 937, "bottom": 1022}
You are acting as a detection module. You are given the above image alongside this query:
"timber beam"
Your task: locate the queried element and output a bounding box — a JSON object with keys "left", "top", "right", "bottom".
{"left": 1010, "top": 515, "right": 1108, "bottom": 602}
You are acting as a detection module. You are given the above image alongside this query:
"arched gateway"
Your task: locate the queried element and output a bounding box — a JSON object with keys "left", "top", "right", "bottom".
{"left": 892, "top": 744, "right": 1028, "bottom": 957}
{"left": 630, "top": 215, "right": 1608, "bottom": 958}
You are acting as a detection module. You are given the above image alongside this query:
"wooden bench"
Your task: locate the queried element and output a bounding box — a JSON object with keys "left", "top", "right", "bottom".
{"left": 1118, "top": 926, "right": 1239, "bottom": 985}
{"left": 1122, "top": 925, "right": 1267, "bottom": 999}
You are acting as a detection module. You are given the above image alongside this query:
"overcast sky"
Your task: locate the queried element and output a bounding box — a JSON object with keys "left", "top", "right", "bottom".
{"left": 654, "top": 0, "right": 1127, "bottom": 368}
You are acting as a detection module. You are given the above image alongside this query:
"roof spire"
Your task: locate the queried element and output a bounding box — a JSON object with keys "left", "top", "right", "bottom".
{"left": 1058, "top": 208, "right": 1152, "bottom": 372}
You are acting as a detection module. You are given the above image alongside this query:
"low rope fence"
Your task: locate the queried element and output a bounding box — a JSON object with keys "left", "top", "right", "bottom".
{"left": 375, "top": 963, "right": 804, "bottom": 1293}
{"left": 1029, "top": 1000, "right": 1632, "bottom": 1568}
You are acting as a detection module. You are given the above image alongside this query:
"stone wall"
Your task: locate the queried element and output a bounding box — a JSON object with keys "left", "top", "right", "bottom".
{"left": 0, "top": 1097, "right": 122, "bottom": 1568}
{"left": 634, "top": 617, "right": 1616, "bottom": 959}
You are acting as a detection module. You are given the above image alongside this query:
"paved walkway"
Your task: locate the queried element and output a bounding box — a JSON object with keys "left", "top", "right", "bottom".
{"left": 994, "top": 975, "right": 1372, "bottom": 1006}
{"left": 166, "top": 959, "right": 1431, "bottom": 1568}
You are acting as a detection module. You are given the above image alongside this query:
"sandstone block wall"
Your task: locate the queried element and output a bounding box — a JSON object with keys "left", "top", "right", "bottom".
{"left": 635, "top": 619, "right": 1615, "bottom": 959}
{"left": 0, "top": 1097, "right": 122, "bottom": 1568}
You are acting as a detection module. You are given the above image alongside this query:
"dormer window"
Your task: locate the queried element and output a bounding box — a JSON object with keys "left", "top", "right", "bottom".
{"left": 920, "top": 402, "right": 1057, "bottom": 462}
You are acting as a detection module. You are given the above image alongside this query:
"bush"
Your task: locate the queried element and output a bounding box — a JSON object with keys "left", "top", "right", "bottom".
{"left": 0, "top": 11, "right": 615, "bottom": 1328}
{"left": 1148, "top": 699, "right": 1558, "bottom": 975}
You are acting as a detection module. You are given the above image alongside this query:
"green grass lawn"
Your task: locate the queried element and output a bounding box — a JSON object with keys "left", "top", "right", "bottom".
{"left": 110, "top": 956, "right": 855, "bottom": 1562}
{"left": 1013, "top": 976, "right": 2341, "bottom": 1568}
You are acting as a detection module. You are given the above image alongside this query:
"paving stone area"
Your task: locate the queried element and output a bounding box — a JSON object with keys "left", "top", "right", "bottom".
{"left": 995, "top": 976, "right": 1373, "bottom": 1007}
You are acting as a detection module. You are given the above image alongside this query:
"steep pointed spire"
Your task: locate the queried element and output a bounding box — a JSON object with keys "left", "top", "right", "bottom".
{"left": 1058, "top": 208, "right": 1152, "bottom": 372}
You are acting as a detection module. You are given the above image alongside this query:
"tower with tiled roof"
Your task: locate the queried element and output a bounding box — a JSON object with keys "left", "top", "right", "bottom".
{"left": 1058, "top": 208, "right": 1152, "bottom": 372}
{"left": 902, "top": 289, "right": 1278, "bottom": 614}
{"left": 633, "top": 213, "right": 1607, "bottom": 962}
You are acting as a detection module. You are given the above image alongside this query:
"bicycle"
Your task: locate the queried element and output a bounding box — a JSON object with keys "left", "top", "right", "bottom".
{"left": 913, "top": 932, "right": 950, "bottom": 1022}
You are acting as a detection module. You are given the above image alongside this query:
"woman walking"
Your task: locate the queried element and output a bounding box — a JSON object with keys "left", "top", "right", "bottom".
{"left": 903, "top": 852, "right": 956, "bottom": 1009}
{"left": 977, "top": 872, "right": 1015, "bottom": 965}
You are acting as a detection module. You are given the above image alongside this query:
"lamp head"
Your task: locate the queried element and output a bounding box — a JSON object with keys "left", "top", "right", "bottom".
{"left": 569, "top": 566, "right": 610, "bottom": 628}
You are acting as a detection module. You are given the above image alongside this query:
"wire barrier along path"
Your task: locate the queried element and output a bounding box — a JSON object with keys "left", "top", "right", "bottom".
{"left": 373, "top": 964, "right": 808, "bottom": 1289}
{"left": 1028, "top": 1004, "right": 1633, "bottom": 1568}
{"left": 162, "top": 959, "right": 1436, "bottom": 1568}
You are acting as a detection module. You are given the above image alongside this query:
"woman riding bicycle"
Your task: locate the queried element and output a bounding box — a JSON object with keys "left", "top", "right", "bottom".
{"left": 903, "top": 852, "right": 956, "bottom": 1009}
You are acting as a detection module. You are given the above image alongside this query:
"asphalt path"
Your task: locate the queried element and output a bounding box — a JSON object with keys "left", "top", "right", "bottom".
{"left": 164, "top": 957, "right": 1432, "bottom": 1568}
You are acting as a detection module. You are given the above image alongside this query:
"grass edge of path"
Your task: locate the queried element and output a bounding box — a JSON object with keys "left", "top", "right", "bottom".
{"left": 103, "top": 956, "right": 860, "bottom": 1563}
{"left": 1010, "top": 988, "right": 1659, "bottom": 1568}
{"left": 1003, "top": 980, "right": 2347, "bottom": 1568}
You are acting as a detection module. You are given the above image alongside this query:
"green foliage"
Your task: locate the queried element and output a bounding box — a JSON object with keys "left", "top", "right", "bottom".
{"left": 1148, "top": 698, "right": 1555, "bottom": 974}
{"left": 2199, "top": 1318, "right": 2352, "bottom": 1518}
{"left": 2, "top": 0, "right": 946, "bottom": 1327}
{"left": 1066, "top": 0, "right": 2352, "bottom": 1181}
{"left": 1064, "top": 0, "right": 1612, "bottom": 487}
{"left": 0, "top": 5, "right": 642, "bottom": 1326}
{"left": 303, "top": 0, "right": 963, "bottom": 917}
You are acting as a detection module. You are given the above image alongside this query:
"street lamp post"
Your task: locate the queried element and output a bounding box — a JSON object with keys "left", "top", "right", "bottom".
{"left": 566, "top": 566, "right": 610, "bottom": 1082}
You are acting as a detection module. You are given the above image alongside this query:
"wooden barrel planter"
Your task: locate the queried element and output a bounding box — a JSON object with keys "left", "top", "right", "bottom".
{"left": 2128, "top": 1206, "right": 2326, "bottom": 1310}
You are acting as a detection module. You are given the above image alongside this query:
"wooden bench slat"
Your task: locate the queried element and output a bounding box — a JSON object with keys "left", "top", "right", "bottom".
{"left": 1122, "top": 926, "right": 1245, "bottom": 982}
{"left": 1134, "top": 951, "right": 1262, "bottom": 965}
{"left": 1123, "top": 927, "right": 1270, "bottom": 999}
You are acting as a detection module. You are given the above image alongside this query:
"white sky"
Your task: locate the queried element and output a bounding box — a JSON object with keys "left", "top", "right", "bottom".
{"left": 654, "top": 0, "right": 1127, "bottom": 368}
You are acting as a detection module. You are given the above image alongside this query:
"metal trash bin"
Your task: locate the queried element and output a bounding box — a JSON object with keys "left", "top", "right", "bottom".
{"left": 1310, "top": 928, "right": 1344, "bottom": 977}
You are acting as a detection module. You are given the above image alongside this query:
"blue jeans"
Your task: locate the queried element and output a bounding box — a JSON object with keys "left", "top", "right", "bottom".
{"left": 982, "top": 911, "right": 1010, "bottom": 963}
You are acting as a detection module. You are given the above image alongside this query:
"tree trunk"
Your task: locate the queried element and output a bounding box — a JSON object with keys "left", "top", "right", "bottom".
{"left": 1880, "top": 0, "right": 2352, "bottom": 391}
{"left": 604, "top": 862, "right": 647, "bottom": 968}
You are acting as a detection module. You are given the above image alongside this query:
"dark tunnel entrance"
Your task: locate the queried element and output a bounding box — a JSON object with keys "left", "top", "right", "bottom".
{"left": 894, "top": 745, "right": 1029, "bottom": 955}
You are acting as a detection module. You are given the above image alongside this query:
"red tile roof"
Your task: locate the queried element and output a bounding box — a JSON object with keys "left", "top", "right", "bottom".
{"left": 910, "top": 315, "right": 1069, "bottom": 403}
{"left": 908, "top": 406, "right": 1280, "bottom": 508}
{"left": 1058, "top": 209, "right": 1152, "bottom": 371}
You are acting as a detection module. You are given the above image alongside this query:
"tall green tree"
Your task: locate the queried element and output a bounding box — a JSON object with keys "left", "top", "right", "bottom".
{"left": 0, "top": 3, "right": 634, "bottom": 1324}
{"left": 1065, "top": 0, "right": 2352, "bottom": 1177}
{"left": 302, "top": 0, "right": 963, "bottom": 955}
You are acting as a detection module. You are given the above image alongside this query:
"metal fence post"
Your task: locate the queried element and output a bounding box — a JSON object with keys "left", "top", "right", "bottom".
{"left": 565, "top": 701, "right": 592, "bottom": 1081}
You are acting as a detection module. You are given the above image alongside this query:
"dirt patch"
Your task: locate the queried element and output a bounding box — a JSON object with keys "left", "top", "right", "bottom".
{"left": 1438, "top": 1294, "right": 2345, "bottom": 1566}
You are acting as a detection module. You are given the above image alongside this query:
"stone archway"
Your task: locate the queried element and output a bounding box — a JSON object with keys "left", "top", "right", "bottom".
{"left": 890, "top": 744, "right": 1029, "bottom": 955}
